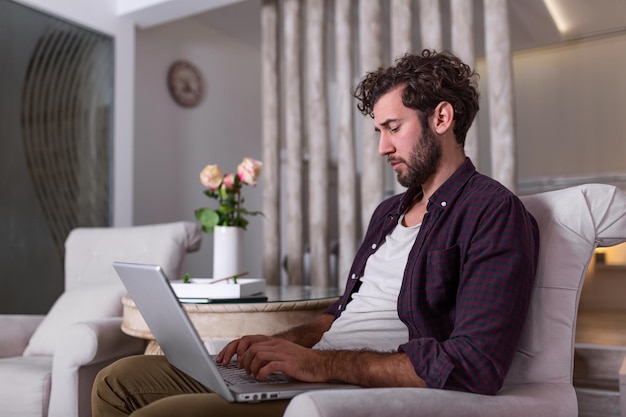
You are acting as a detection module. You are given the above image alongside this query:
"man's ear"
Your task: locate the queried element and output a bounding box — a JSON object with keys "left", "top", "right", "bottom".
{"left": 432, "top": 101, "right": 454, "bottom": 134}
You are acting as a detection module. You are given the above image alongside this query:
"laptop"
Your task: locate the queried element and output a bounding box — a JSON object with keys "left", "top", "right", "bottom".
{"left": 113, "top": 261, "right": 358, "bottom": 402}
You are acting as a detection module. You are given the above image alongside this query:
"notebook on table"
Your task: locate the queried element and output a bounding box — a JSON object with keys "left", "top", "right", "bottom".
{"left": 112, "top": 261, "right": 358, "bottom": 402}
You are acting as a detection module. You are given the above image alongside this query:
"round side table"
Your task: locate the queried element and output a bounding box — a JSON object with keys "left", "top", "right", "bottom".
{"left": 121, "top": 285, "right": 340, "bottom": 355}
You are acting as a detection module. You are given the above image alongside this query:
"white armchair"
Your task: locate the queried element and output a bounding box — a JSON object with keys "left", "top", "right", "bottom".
{"left": 283, "top": 184, "right": 626, "bottom": 417}
{"left": 0, "top": 221, "right": 202, "bottom": 417}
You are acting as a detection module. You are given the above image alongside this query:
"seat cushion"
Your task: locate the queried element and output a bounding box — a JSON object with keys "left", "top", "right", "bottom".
{"left": 23, "top": 283, "right": 125, "bottom": 356}
{"left": 0, "top": 356, "right": 53, "bottom": 417}
{"left": 284, "top": 383, "right": 577, "bottom": 417}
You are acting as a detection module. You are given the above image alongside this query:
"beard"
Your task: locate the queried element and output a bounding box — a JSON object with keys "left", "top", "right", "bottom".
{"left": 396, "top": 126, "right": 442, "bottom": 188}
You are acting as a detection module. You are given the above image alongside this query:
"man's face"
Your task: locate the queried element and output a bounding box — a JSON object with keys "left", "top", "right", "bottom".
{"left": 373, "top": 86, "right": 441, "bottom": 188}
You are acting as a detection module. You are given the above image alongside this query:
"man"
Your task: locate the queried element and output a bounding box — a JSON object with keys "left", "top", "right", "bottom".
{"left": 92, "top": 49, "right": 539, "bottom": 417}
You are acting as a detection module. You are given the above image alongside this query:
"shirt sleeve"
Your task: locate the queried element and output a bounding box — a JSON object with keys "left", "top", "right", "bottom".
{"left": 399, "top": 194, "right": 539, "bottom": 395}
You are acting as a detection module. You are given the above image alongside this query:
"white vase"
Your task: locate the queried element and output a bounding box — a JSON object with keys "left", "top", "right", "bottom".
{"left": 212, "top": 225, "right": 244, "bottom": 279}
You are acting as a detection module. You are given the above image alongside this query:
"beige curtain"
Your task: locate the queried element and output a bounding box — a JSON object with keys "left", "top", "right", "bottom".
{"left": 484, "top": 0, "right": 517, "bottom": 191}
{"left": 260, "top": 0, "right": 281, "bottom": 285}
{"left": 305, "top": 0, "right": 330, "bottom": 287}
{"left": 261, "top": 0, "right": 515, "bottom": 288}
{"left": 390, "top": 0, "right": 411, "bottom": 196}
{"left": 451, "top": 0, "right": 479, "bottom": 165}
{"left": 334, "top": 0, "right": 358, "bottom": 289}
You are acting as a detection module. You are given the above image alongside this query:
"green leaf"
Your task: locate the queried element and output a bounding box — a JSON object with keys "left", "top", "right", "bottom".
{"left": 195, "top": 208, "right": 220, "bottom": 233}
{"left": 233, "top": 216, "right": 249, "bottom": 229}
{"left": 219, "top": 203, "right": 235, "bottom": 214}
{"left": 238, "top": 208, "right": 263, "bottom": 217}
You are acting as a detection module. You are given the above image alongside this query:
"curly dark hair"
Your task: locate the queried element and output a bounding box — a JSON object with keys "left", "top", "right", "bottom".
{"left": 353, "top": 49, "right": 480, "bottom": 146}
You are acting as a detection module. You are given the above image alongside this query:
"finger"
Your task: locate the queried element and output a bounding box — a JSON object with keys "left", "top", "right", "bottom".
{"left": 240, "top": 339, "right": 274, "bottom": 374}
{"left": 254, "top": 345, "right": 322, "bottom": 382}
{"left": 256, "top": 360, "right": 287, "bottom": 381}
{"left": 246, "top": 343, "right": 285, "bottom": 377}
{"left": 236, "top": 335, "right": 273, "bottom": 368}
{"left": 239, "top": 344, "right": 257, "bottom": 373}
{"left": 216, "top": 339, "right": 241, "bottom": 364}
{"left": 235, "top": 336, "right": 259, "bottom": 367}
{"left": 236, "top": 336, "right": 254, "bottom": 354}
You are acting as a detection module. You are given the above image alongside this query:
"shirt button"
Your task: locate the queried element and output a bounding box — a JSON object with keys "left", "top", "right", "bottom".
{"left": 371, "top": 243, "right": 377, "bottom": 249}
{"left": 351, "top": 273, "right": 357, "bottom": 280}
{"left": 441, "top": 201, "right": 447, "bottom": 207}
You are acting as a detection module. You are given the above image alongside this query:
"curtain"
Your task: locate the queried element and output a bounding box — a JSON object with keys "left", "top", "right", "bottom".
{"left": 261, "top": 0, "right": 515, "bottom": 288}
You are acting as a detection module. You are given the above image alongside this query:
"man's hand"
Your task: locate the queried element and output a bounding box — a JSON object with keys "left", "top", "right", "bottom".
{"left": 217, "top": 335, "right": 426, "bottom": 388}
{"left": 238, "top": 338, "right": 330, "bottom": 381}
{"left": 217, "top": 313, "right": 335, "bottom": 365}
{"left": 214, "top": 313, "right": 426, "bottom": 387}
{"left": 215, "top": 334, "right": 273, "bottom": 366}
{"left": 216, "top": 336, "right": 330, "bottom": 381}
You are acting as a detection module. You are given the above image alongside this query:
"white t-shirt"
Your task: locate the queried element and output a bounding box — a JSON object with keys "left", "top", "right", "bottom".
{"left": 313, "top": 217, "right": 419, "bottom": 352}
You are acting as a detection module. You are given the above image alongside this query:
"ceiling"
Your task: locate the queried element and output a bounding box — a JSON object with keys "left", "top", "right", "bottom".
{"left": 506, "top": 0, "right": 626, "bottom": 50}
{"left": 136, "top": 0, "right": 626, "bottom": 56}
{"left": 189, "top": 0, "right": 626, "bottom": 55}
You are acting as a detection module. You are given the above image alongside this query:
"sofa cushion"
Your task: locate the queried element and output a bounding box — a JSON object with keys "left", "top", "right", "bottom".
{"left": 505, "top": 184, "right": 626, "bottom": 386}
{"left": 23, "top": 283, "right": 125, "bottom": 356}
{"left": 0, "top": 356, "right": 53, "bottom": 416}
{"left": 0, "top": 315, "right": 44, "bottom": 357}
{"left": 64, "top": 222, "right": 201, "bottom": 290}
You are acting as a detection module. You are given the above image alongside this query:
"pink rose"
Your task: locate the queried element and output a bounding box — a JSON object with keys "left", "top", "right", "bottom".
{"left": 199, "top": 164, "right": 223, "bottom": 191}
{"left": 223, "top": 173, "right": 236, "bottom": 189}
{"left": 237, "top": 157, "right": 263, "bottom": 186}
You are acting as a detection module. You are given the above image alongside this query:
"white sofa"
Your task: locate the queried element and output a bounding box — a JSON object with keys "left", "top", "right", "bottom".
{"left": 0, "top": 221, "right": 202, "bottom": 417}
{"left": 283, "top": 184, "right": 626, "bottom": 417}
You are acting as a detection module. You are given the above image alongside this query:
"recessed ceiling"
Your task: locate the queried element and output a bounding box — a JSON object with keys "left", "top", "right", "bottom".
{"left": 133, "top": 0, "right": 626, "bottom": 56}
{"left": 542, "top": 0, "right": 626, "bottom": 40}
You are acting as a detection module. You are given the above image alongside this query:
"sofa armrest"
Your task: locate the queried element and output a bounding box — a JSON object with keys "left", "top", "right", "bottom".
{"left": 48, "top": 317, "right": 146, "bottom": 417}
{"left": 0, "top": 315, "right": 44, "bottom": 357}
{"left": 52, "top": 317, "right": 146, "bottom": 368}
{"left": 283, "top": 383, "right": 577, "bottom": 417}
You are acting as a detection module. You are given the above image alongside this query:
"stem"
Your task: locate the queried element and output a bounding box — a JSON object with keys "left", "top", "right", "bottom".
{"left": 235, "top": 187, "right": 242, "bottom": 224}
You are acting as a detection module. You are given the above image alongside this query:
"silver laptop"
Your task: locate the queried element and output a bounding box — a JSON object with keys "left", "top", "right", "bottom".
{"left": 113, "top": 261, "right": 358, "bottom": 402}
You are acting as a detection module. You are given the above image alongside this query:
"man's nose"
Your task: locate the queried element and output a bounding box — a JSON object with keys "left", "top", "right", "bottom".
{"left": 378, "top": 132, "right": 392, "bottom": 155}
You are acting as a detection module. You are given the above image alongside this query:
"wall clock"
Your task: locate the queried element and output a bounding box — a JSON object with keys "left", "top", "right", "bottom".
{"left": 167, "top": 60, "right": 203, "bottom": 108}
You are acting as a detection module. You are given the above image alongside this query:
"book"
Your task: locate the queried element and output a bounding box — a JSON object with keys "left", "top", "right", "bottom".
{"left": 170, "top": 278, "right": 266, "bottom": 300}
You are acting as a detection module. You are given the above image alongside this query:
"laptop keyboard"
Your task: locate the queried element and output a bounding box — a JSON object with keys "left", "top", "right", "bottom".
{"left": 219, "top": 361, "right": 291, "bottom": 385}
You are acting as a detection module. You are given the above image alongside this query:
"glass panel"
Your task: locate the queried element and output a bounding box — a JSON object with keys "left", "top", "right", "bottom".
{"left": 0, "top": 1, "right": 113, "bottom": 314}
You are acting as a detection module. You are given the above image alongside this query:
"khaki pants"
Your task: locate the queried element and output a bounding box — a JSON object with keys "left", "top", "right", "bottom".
{"left": 92, "top": 355, "right": 290, "bottom": 417}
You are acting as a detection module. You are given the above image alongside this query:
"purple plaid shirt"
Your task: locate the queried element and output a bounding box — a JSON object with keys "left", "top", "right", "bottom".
{"left": 325, "top": 158, "right": 539, "bottom": 394}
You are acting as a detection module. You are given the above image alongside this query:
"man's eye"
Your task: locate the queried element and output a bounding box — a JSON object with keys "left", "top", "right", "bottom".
{"left": 390, "top": 126, "right": 399, "bottom": 132}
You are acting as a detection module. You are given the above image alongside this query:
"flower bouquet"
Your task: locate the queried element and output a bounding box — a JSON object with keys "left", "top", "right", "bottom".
{"left": 195, "top": 157, "right": 263, "bottom": 233}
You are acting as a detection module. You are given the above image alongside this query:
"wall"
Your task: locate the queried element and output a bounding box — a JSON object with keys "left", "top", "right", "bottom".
{"left": 10, "top": 0, "right": 264, "bottom": 282}
{"left": 133, "top": 9, "right": 263, "bottom": 278}
{"left": 476, "top": 32, "right": 626, "bottom": 190}
{"left": 12, "top": 0, "right": 625, "bottom": 289}
{"left": 132, "top": 3, "right": 626, "bottom": 284}
{"left": 514, "top": 34, "right": 626, "bottom": 182}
